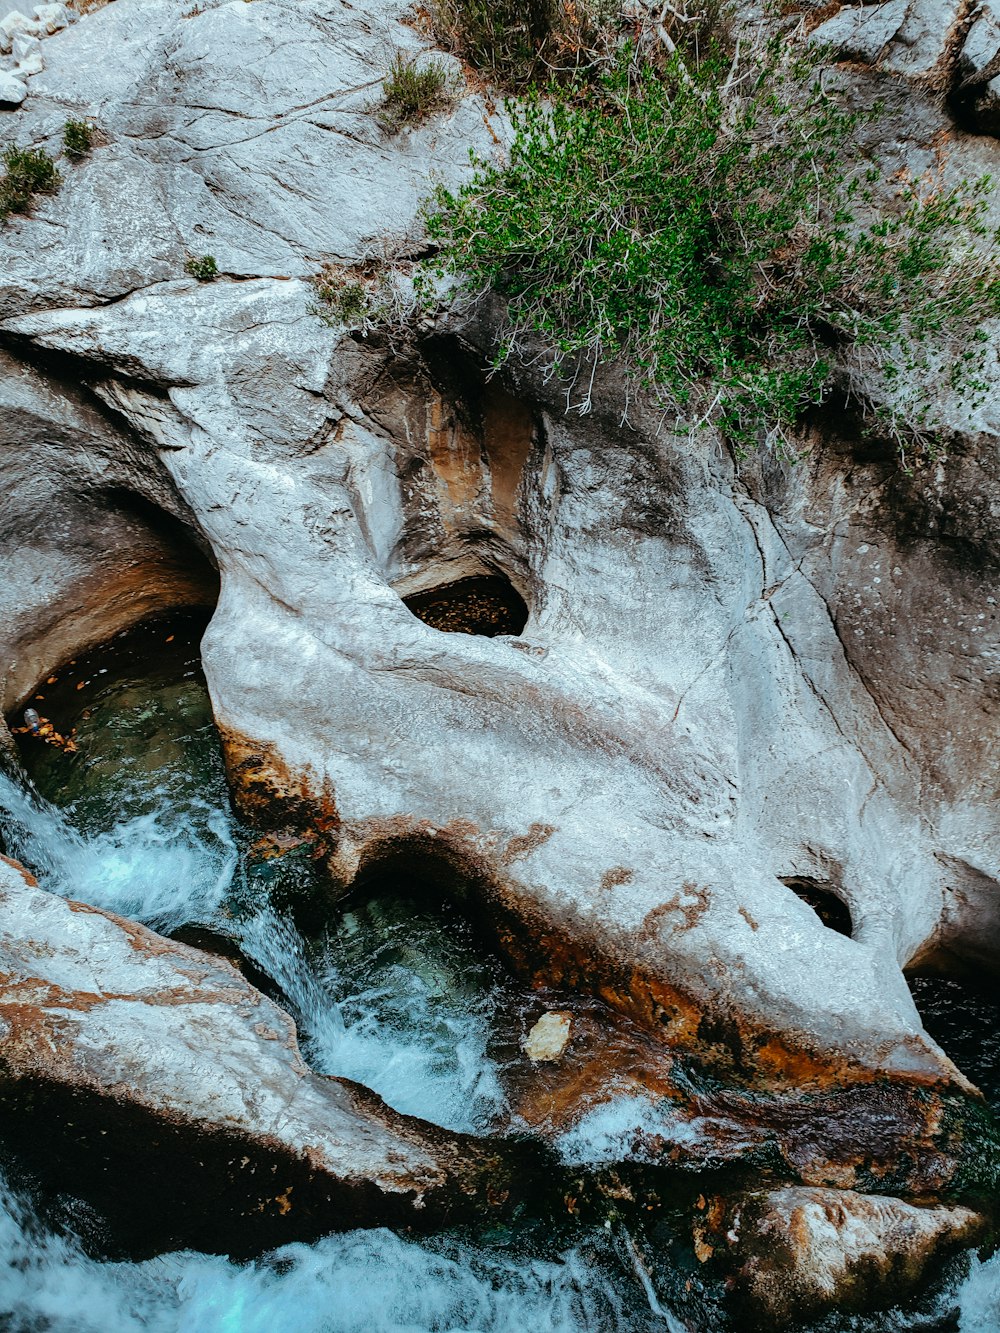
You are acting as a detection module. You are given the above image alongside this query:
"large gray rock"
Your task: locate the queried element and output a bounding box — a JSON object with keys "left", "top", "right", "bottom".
{"left": 0, "top": 855, "right": 544, "bottom": 1255}
{"left": 694, "top": 1185, "right": 987, "bottom": 1325}
{"left": 0, "top": 0, "right": 997, "bottom": 1258}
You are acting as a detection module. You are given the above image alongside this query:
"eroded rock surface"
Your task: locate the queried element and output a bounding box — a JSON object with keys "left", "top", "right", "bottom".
{"left": 0, "top": 855, "right": 545, "bottom": 1255}
{"left": 0, "top": 0, "right": 997, "bottom": 1250}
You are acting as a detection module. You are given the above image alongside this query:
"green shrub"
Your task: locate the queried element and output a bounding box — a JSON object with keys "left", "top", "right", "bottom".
{"left": 0, "top": 145, "right": 61, "bottom": 222}
{"left": 379, "top": 54, "right": 454, "bottom": 132}
{"left": 63, "top": 119, "right": 95, "bottom": 160}
{"left": 185, "top": 254, "right": 219, "bottom": 281}
{"left": 424, "top": 41, "right": 1000, "bottom": 456}
{"left": 312, "top": 265, "right": 370, "bottom": 324}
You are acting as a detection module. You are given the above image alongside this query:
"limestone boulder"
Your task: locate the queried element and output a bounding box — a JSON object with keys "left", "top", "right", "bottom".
{"left": 0, "top": 0, "right": 997, "bottom": 1223}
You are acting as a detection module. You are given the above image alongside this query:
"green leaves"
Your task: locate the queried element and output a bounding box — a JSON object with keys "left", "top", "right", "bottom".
{"left": 0, "top": 145, "right": 60, "bottom": 222}
{"left": 424, "top": 42, "right": 1000, "bottom": 458}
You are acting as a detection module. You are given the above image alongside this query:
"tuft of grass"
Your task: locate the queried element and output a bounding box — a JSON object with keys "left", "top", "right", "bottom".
{"left": 0, "top": 146, "right": 61, "bottom": 223}
{"left": 310, "top": 252, "right": 415, "bottom": 331}
{"left": 185, "top": 254, "right": 219, "bottom": 281}
{"left": 63, "top": 119, "right": 95, "bottom": 161}
{"left": 312, "top": 266, "right": 370, "bottom": 324}
{"left": 423, "top": 39, "right": 1000, "bottom": 459}
{"left": 426, "top": 0, "right": 618, "bottom": 89}
{"left": 378, "top": 53, "right": 454, "bottom": 132}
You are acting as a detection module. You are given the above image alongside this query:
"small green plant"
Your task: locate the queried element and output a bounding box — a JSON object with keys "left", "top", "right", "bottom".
{"left": 423, "top": 39, "right": 1000, "bottom": 458}
{"left": 62, "top": 119, "right": 95, "bottom": 161}
{"left": 378, "top": 53, "right": 454, "bottom": 132}
{"left": 0, "top": 145, "right": 61, "bottom": 222}
{"left": 310, "top": 252, "right": 415, "bottom": 331}
{"left": 185, "top": 254, "right": 219, "bottom": 281}
{"left": 313, "top": 268, "right": 369, "bottom": 324}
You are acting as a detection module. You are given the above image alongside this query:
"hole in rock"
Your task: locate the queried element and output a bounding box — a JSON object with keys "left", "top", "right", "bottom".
{"left": 779, "top": 877, "right": 853, "bottom": 936}
{"left": 402, "top": 573, "right": 528, "bottom": 637}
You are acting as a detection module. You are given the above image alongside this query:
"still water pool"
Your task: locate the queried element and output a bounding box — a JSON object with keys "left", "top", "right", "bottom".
{"left": 0, "top": 616, "right": 997, "bottom": 1333}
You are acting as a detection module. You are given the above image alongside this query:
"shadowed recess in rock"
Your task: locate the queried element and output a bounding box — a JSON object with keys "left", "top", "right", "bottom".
{"left": 779, "top": 877, "right": 853, "bottom": 937}
{"left": 402, "top": 573, "right": 529, "bottom": 636}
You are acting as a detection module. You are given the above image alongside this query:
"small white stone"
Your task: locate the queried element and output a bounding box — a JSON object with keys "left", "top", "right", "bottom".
{"left": 0, "top": 10, "right": 39, "bottom": 51}
{"left": 33, "top": 2, "right": 68, "bottom": 33}
{"left": 11, "top": 28, "right": 38, "bottom": 58}
{"left": 14, "top": 45, "right": 41, "bottom": 74}
{"left": 524, "top": 1011, "right": 572, "bottom": 1062}
{"left": 0, "top": 67, "right": 26, "bottom": 102}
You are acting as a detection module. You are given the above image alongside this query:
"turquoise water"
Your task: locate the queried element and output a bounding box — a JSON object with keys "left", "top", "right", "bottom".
{"left": 0, "top": 616, "right": 997, "bottom": 1332}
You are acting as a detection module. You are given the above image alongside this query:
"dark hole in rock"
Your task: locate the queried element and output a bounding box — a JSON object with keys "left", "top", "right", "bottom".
{"left": 779, "top": 877, "right": 853, "bottom": 937}
{"left": 402, "top": 574, "right": 528, "bottom": 637}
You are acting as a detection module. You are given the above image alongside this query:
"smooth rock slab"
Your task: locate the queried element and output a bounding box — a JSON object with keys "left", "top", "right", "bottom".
{"left": 0, "top": 856, "right": 547, "bottom": 1257}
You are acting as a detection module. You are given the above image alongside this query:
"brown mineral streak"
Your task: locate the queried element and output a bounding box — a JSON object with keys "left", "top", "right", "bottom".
{"left": 0, "top": 854, "right": 37, "bottom": 886}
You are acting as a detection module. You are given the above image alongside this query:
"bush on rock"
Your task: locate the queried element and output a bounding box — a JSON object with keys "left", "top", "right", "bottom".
{"left": 424, "top": 39, "right": 1000, "bottom": 457}
{"left": 0, "top": 145, "right": 60, "bottom": 222}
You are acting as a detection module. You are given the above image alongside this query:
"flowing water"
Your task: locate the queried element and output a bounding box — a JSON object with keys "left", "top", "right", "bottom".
{"left": 1, "top": 616, "right": 998, "bottom": 1332}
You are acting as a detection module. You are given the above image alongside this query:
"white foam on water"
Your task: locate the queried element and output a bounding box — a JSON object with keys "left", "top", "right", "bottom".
{"left": 235, "top": 907, "right": 506, "bottom": 1135}
{"left": 0, "top": 770, "right": 238, "bottom": 932}
{"left": 958, "top": 1250, "right": 1000, "bottom": 1331}
{"left": 0, "top": 1174, "right": 653, "bottom": 1333}
{"left": 556, "top": 1093, "right": 683, "bottom": 1166}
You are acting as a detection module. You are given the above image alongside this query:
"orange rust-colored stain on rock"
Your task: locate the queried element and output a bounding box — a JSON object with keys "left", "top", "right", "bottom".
{"left": 501, "top": 823, "right": 556, "bottom": 866}
{"left": 481, "top": 383, "right": 535, "bottom": 527}
{"left": 0, "top": 855, "right": 37, "bottom": 887}
{"left": 274, "top": 1186, "right": 294, "bottom": 1215}
{"left": 600, "top": 866, "right": 634, "bottom": 891}
{"left": 738, "top": 906, "right": 760, "bottom": 931}
{"left": 751, "top": 1037, "right": 874, "bottom": 1090}
{"left": 218, "top": 727, "right": 339, "bottom": 845}
{"left": 640, "top": 883, "right": 710, "bottom": 938}
{"left": 426, "top": 390, "right": 484, "bottom": 518}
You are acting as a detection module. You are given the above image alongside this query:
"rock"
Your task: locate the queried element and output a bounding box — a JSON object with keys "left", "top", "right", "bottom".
{"left": 0, "top": 0, "right": 505, "bottom": 309}
{"left": 10, "top": 29, "right": 39, "bottom": 59}
{"left": 878, "top": 0, "right": 964, "bottom": 78}
{"left": 0, "top": 856, "right": 551, "bottom": 1255}
{"left": 954, "top": 2, "right": 1000, "bottom": 133}
{"left": 0, "top": 66, "right": 25, "bottom": 101}
{"left": 0, "top": 0, "right": 997, "bottom": 1253}
{"left": 811, "top": 0, "right": 909, "bottom": 65}
{"left": 694, "top": 1186, "right": 988, "bottom": 1326}
{"left": 32, "top": 1, "right": 69, "bottom": 32}
{"left": 0, "top": 10, "right": 39, "bottom": 51}
{"left": 524, "top": 1011, "right": 573, "bottom": 1062}
{"left": 13, "top": 44, "right": 41, "bottom": 75}
{"left": 812, "top": 0, "right": 970, "bottom": 84}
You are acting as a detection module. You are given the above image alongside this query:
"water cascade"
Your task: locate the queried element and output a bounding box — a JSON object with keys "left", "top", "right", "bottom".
{"left": 1, "top": 618, "right": 997, "bottom": 1329}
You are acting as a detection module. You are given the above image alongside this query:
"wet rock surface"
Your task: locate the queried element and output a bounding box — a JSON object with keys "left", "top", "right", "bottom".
{"left": 695, "top": 1186, "right": 988, "bottom": 1326}
{"left": 0, "top": 855, "right": 547, "bottom": 1256}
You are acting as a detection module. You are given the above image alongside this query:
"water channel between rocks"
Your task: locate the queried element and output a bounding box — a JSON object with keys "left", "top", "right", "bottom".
{"left": 1, "top": 616, "right": 998, "bottom": 1333}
